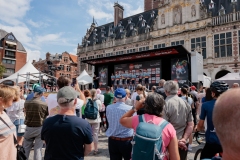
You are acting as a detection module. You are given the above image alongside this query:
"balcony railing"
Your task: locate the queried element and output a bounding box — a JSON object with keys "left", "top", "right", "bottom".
{"left": 212, "top": 11, "right": 240, "bottom": 26}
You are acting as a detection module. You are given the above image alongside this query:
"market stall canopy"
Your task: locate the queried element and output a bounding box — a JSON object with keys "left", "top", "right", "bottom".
{"left": 0, "top": 61, "right": 47, "bottom": 83}
{"left": 203, "top": 75, "right": 212, "bottom": 88}
{"left": 216, "top": 73, "right": 240, "bottom": 87}
{"left": 77, "top": 70, "right": 93, "bottom": 85}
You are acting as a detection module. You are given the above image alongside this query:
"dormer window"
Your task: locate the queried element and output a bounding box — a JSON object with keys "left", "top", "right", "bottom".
{"left": 110, "top": 30, "right": 113, "bottom": 35}
{"left": 101, "top": 27, "right": 105, "bottom": 32}
{"left": 200, "top": 0, "right": 204, "bottom": 4}
{"left": 231, "top": 0, "right": 237, "bottom": 3}
{"left": 128, "top": 18, "right": 132, "bottom": 24}
{"left": 120, "top": 28, "right": 123, "bottom": 32}
{"left": 130, "top": 25, "right": 134, "bottom": 30}
{"left": 7, "top": 35, "right": 15, "bottom": 41}
{"left": 139, "top": 15, "right": 143, "bottom": 21}
{"left": 219, "top": 5, "right": 225, "bottom": 16}
{"left": 145, "top": 25, "right": 150, "bottom": 33}
{"left": 209, "top": 0, "right": 214, "bottom": 9}
{"left": 142, "top": 20, "right": 146, "bottom": 27}
{"left": 151, "top": 11, "right": 155, "bottom": 18}
{"left": 101, "top": 33, "right": 105, "bottom": 37}
{"left": 118, "top": 21, "right": 122, "bottom": 27}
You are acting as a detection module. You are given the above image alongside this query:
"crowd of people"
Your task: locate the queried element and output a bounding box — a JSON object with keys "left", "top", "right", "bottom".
{"left": 0, "top": 76, "right": 240, "bottom": 160}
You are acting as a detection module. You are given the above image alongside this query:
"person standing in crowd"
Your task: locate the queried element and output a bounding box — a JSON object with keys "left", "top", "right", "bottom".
{"left": 163, "top": 81, "right": 193, "bottom": 160}
{"left": 190, "top": 85, "right": 198, "bottom": 99}
{"left": 120, "top": 93, "right": 180, "bottom": 160}
{"left": 96, "top": 89, "right": 105, "bottom": 132}
{"left": 106, "top": 88, "right": 133, "bottom": 160}
{"left": 23, "top": 86, "right": 49, "bottom": 160}
{"left": 135, "top": 85, "right": 147, "bottom": 115}
{"left": 126, "top": 71, "right": 131, "bottom": 89}
{"left": 131, "top": 84, "right": 141, "bottom": 107}
{"left": 202, "top": 88, "right": 213, "bottom": 103}
{"left": 213, "top": 89, "right": 240, "bottom": 160}
{"left": 155, "top": 79, "right": 167, "bottom": 99}
{"left": 196, "top": 81, "right": 229, "bottom": 159}
{"left": 122, "top": 71, "right": 127, "bottom": 88}
{"left": 131, "top": 71, "right": 137, "bottom": 91}
{"left": 48, "top": 76, "right": 85, "bottom": 116}
{"left": 41, "top": 86, "right": 93, "bottom": 160}
{"left": 85, "top": 89, "right": 102, "bottom": 155}
{"left": 111, "top": 73, "right": 115, "bottom": 89}
{"left": 151, "top": 86, "right": 156, "bottom": 92}
{"left": 125, "top": 89, "right": 132, "bottom": 106}
{"left": 96, "top": 89, "right": 104, "bottom": 103}
{"left": 180, "top": 88, "right": 194, "bottom": 151}
{"left": 115, "top": 71, "right": 120, "bottom": 88}
{"left": 26, "top": 83, "right": 46, "bottom": 102}
{"left": 232, "top": 83, "right": 239, "bottom": 88}
{"left": 138, "top": 69, "right": 143, "bottom": 85}
{"left": 103, "top": 86, "right": 114, "bottom": 129}
{"left": 0, "top": 85, "right": 18, "bottom": 160}
{"left": 82, "top": 90, "right": 91, "bottom": 119}
{"left": 6, "top": 86, "right": 25, "bottom": 145}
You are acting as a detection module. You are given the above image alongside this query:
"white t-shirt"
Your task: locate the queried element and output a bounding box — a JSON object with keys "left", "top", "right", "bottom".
{"left": 131, "top": 92, "right": 138, "bottom": 106}
{"left": 96, "top": 94, "right": 104, "bottom": 103}
{"left": 47, "top": 93, "right": 58, "bottom": 114}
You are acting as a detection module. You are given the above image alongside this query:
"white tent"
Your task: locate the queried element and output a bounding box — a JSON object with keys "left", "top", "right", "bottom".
{"left": 216, "top": 73, "right": 240, "bottom": 86}
{"left": 77, "top": 70, "right": 93, "bottom": 85}
{"left": 203, "top": 75, "right": 212, "bottom": 88}
{"left": 0, "top": 61, "right": 45, "bottom": 83}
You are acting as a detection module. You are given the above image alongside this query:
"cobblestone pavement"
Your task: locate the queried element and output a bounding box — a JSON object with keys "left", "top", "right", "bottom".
{"left": 30, "top": 134, "right": 203, "bottom": 160}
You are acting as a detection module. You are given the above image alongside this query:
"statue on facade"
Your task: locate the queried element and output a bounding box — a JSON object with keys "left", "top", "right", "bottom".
{"left": 173, "top": 7, "right": 181, "bottom": 24}
{"left": 161, "top": 14, "right": 165, "bottom": 24}
{"left": 191, "top": 5, "right": 196, "bottom": 17}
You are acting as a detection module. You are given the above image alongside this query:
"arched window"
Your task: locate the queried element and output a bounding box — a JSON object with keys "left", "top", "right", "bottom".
{"left": 215, "top": 70, "right": 230, "bottom": 79}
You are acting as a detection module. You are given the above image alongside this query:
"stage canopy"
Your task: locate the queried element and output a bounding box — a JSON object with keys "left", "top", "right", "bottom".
{"left": 216, "top": 73, "right": 240, "bottom": 86}
{"left": 77, "top": 70, "right": 93, "bottom": 85}
{"left": 0, "top": 61, "right": 45, "bottom": 83}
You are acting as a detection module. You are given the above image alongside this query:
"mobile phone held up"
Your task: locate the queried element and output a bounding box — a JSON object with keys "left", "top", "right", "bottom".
{"left": 71, "top": 78, "right": 77, "bottom": 87}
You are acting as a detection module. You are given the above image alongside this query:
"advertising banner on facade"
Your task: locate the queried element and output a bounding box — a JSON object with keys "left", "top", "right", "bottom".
{"left": 114, "top": 60, "right": 161, "bottom": 86}
{"left": 98, "top": 66, "right": 108, "bottom": 88}
{"left": 171, "top": 58, "right": 189, "bottom": 86}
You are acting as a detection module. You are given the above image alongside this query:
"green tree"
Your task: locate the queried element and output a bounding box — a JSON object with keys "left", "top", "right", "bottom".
{"left": 0, "top": 63, "right": 6, "bottom": 78}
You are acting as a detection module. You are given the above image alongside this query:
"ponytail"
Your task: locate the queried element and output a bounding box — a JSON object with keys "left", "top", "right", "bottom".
{"left": 181, "top": 88, "right": 189, "bottom": 102}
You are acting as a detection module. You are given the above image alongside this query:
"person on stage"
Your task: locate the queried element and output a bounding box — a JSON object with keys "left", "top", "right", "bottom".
{"left": 93, "top": 74, "right": 99, "bottom": 89}
{"left": 127, "top": 71, "right": 131, "bottom": 89}
{"left": 138, "top": 70, "right": 143, "bottom": 85}
{"left": 122, "top": 71, "right": 127, "bottom": 88}
{"left": 111, "top": 73, "right": 116, "bottom": 89}
{"left": 115, "top": 72, "right": 120, "bottom": 88}
{"left": 144, "top": 69, "right": 150, "bottom": 90}
{"left": 131, "top": 71, "right": 136, "bottom": 91}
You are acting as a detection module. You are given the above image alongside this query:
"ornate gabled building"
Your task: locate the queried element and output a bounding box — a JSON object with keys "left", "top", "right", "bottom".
{"left": 0, "top": 29, "right": 27, "bottom": 79}
{"left": 78, "top": 0, "right": 240, "bottom": 80}
{"left": 33, "top": 52, "right": 78, "bottom": 79}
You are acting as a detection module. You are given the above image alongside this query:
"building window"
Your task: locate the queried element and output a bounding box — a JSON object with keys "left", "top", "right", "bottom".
{"left": 171, "top": 40, "right": 184, "bottom": 46}
{"left": 214, "top": 32, "right": 232, "bottom": 58}
{"left": 154, "top": 43, "right": 166, "bottom": 49}
{"left": 139, "top": 46, "right": 149, "bottom": 52}
{"left": 59, "top": 65, "right": 64, "bottom": 70}
{"left": 88, "top": 64, "right": 92, "bottom": 71}
{"left": 5, "top": 68, "right": 15, "bottom": 74}
{"left": 5, "top": 51, "right": 15, "bottom": 58}
{"left": 2, "top": 59, "right": 15, "bottom": 64}
{"left": 64, "top": 57, "right": 68, "bottom": 62}
{"left": 191, "top": 37, "right": 207, "bottom": 59}
{"left": 66, "top": 66, "right": 71, "bottom": 72}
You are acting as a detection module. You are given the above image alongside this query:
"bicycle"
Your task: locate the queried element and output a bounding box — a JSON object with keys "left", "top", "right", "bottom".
{"left": 193, "top": 131, "right": 206, "bottom": 160}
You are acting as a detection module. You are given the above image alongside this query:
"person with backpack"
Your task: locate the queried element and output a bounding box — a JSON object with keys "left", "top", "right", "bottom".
{"left": 85, "top": 89, "right": 102, "bottom": 155}
{"left": 106, "top": 88, "right": 133, "bottom": 160}
{"left": 120, "top": 93, "right": 180, "bottom": 160}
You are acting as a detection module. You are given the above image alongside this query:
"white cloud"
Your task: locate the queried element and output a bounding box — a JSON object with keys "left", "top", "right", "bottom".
{"left": 35, "top": 33, "right": 62, "bottom": 44}
{"left": 0, "top": 0, "right": 31, "bottom": 25}
{"left": 26, "top": 48, "right": 41, "bottom": 62}
{"left": 27, "top": 19, "right": 48, "bottom": 28}
{"left": 88, "top": 8, "right": 113, "bottom": 21}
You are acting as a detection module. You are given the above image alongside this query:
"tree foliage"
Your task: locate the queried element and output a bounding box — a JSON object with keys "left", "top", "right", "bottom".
{"left": 0, "top": 63, "right": 6, "bottom": 78}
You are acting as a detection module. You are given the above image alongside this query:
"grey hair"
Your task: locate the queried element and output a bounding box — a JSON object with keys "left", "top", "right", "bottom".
{"left": 58, "top": 98, "right": 75, "bottom": 108}
{"left": 163, "top": 80, "right": 179, "bottom": 95}
{"left": 159, "top": 79, "right": 166, "bottom": 85}
{"left": 115, "top": 97, "right": 126, "bottom": 102}
{"left": 34, "top": 92, "right": 43, "bottom": 98}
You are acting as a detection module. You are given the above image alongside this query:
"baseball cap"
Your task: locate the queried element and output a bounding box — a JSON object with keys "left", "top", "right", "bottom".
{"left": 114, "top": 88, "right": 126, "bottom": 99}
{"left": 182, "top": 84, "right": 189, "bottom": 89}
{"left": 191, "top": 86, "right": 196, "bottom": 90}
{"left": 33, "top": 86, "right": 46, "bottom": 94}
{"left": 57, "top": 86, "right": 77, "bottom": 104}
{"left": 32, "top": 83, "right": 40, "bottom": 90}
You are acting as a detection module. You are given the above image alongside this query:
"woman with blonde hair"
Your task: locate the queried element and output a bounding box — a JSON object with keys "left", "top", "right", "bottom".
{"left": 0, "top": 84, "right": 18, "bottom": 160}
{"left": 6, "top": 86, "right": 25, "bottom": 145}
{"left": 85, "top": 89, "right": 102, "bottom": 155}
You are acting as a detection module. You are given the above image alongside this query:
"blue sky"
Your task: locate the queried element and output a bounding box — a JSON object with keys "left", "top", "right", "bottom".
{"left": 0, "top": 0, "right": 144, "bottom": 62}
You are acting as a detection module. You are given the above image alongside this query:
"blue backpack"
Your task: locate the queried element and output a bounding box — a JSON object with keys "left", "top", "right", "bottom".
{"left": 132, "top": 115, "right": 169, "bottom": 160}
{"left": 84, "top": 99, "right": 98, "bottom": 120}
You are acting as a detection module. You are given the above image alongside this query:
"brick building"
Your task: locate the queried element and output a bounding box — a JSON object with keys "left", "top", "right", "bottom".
{"left": 0, "top": 29, "right": 27, "bottom": 78}
{"left": 33, "top": 52, "right": 78, "bottom": 79}
{"left": 78, "top": 0, "right": 240, "bottom": 81}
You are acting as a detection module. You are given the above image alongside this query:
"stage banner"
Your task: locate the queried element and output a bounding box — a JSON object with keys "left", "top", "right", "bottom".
{"left": 171, "top": 58, "right": 189, "bottom": 86}
{"left": 98, "top": 66, "right": 108, "bottom": 88}
{"left": 114, "top": 60, "right": 161, "bottom": 85}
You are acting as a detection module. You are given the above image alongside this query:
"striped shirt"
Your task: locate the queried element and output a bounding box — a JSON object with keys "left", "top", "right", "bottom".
{"left": 0, "top": 112, "right": 16, "bottom": 160}
{"left": 106, "top": 102, "right": 133, "bottom": 138}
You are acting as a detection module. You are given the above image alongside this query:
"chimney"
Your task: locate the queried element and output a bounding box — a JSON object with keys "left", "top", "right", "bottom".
{"left": 114, "top": 2, "right": 124, "bottom": 26}
{"left": 144, "top": 0, "right": 158, "bottom": 11}
{"left": 32, "top": 60, "right": 36, "bottom": 63}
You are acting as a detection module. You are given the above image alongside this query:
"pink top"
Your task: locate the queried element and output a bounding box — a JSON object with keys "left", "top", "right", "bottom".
{"left": 132, "top": 114, "right": 176, "bottom": 160}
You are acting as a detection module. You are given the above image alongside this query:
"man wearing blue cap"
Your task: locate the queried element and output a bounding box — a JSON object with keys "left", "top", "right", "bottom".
{"left": 106, "top": 88, "right": 133, "bottom": 160}
{"left": 26, "top": 83, "right": 46, "bottom": 102}
{"left": 23, "top": 86, "right": 49, "bottom": 160}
